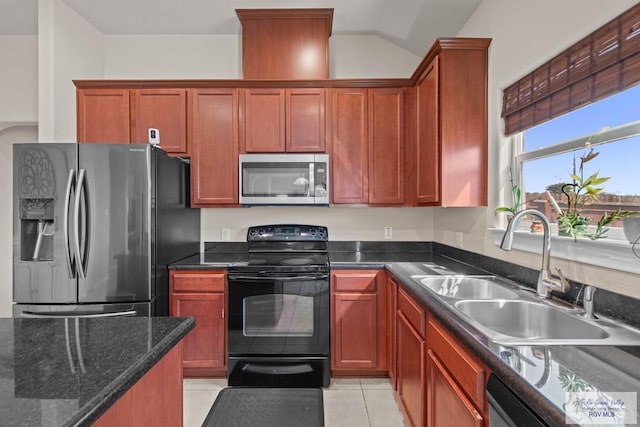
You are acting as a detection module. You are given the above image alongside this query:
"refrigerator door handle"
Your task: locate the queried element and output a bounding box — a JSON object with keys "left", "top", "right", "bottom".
{"left": 73, "top": 169, "right": 89, "bottom": 279}
{"left": 20, "top": 310, "right": 138, "bottom": 318}
{"left": 63, "top": 169, "right": 77, "bottom": 278}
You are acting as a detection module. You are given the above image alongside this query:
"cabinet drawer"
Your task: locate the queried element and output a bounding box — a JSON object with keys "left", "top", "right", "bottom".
{"left": 427, "top": 317, "right": 487, "bottom": 410}
{"left": 397, "top": 287, "right": 425, "bottom": 338}
{"left": 171, "top": 271, "right": 226, "bottom": 293}
{"left": 332, "top": 270, "right": 378, "bottom": 292}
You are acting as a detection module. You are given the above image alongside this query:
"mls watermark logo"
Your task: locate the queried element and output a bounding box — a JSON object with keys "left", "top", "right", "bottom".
{"left": 565, "top": 392, "right": 637, "bottom": 424}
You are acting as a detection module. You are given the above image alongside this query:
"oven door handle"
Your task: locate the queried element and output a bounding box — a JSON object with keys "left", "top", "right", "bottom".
{"left": 229, "top": 274, "right": 328, "bottom": 282}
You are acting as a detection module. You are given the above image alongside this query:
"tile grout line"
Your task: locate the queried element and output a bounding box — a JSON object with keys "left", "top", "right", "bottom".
{"left": 360, "top": 379, "right": 374, "bottom": 427}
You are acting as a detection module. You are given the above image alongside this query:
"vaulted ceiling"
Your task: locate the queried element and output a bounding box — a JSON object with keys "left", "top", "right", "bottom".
{"left": 0, "top": 0, "right": 482, "bottom": 56}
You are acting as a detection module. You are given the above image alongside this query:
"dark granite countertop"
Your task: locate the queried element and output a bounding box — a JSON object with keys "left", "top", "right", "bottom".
{"left": 386, "top": 262, "right": 640, "bottom": 426}
{"left": 0, "top": 316, "right": 195, "bottom": 427}
{"left": 170, "top": 241, "right": 640, "bottom": 425}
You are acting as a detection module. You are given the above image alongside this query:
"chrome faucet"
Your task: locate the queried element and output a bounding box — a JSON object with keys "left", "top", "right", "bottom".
{"left": 500, "top": 209, "right": 570, "bottom": 298}
{"left": 580, "top": 285, "right": 598, "bottom": 320}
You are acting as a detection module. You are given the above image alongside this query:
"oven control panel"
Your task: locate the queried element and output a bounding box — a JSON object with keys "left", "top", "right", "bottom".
{"left": 247, "top": 224, "right": 328, "bottom": 241}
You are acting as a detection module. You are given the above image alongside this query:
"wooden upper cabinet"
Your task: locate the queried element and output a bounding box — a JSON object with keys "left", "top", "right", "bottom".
{"left": 369, "top": 88, "right": 404, "bottom": 205}
{"left": 132, "top": 89, "right": 187, "bottom": 155}
{"left": 77, "top": 89, "right": 131, "bottom": 143}
{"left": 189, "top": 88, "right": 239, "bottom": 206}
{"left": 286, "top": 88, "right": 326, "bottom": 152}
{"left": 237, "top": 9, "right": 332, "bottom": 79}
{"left": 410, "top": 39, "right": 490, "bottom": 207}
{"left": 416, "top": 58, "right": 439, "bottom": 204}
{"left": 438, "top": 45, "right": 488, "bottom": 207}
{"left": 331, "top": 88, "right": 368, "bottom": 204}
{"left": 242, "top": 88, "right": 325, "bottom": 153}
{"left": 242, "top": 88, "right": 286, "bottom": 152}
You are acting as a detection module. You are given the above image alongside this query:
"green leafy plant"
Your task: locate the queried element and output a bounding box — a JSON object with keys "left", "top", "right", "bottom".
{"left": 495, "top": 182, "right": 525, "bottom": 216}
{"left": 557, "top": 142, "right": 636, "bottom": 240}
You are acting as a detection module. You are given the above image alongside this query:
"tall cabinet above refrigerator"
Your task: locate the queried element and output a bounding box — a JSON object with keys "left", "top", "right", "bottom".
{"left": 13, "top": 143, "right": 200, "bottom": 317}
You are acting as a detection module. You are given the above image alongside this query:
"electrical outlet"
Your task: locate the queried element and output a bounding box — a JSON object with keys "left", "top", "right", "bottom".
{"left": 384, "top": 226, "right": 392, "bottom": 240}
{"left": 221, "top": 228, "right": 231, "bottom": 241}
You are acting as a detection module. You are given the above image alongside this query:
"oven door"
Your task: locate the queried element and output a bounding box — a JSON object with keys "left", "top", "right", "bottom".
{"left": 227, "top": 273, "right": 330, "bottom": 356}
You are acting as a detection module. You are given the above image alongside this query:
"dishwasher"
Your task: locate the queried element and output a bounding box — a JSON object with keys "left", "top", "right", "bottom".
{"left": 486, "top": 374, "right": 548, "bottom": 426}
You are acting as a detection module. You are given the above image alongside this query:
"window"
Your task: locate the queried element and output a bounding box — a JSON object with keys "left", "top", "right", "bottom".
{"left": 514, "top": 84, "right": 640, "bottom": 242}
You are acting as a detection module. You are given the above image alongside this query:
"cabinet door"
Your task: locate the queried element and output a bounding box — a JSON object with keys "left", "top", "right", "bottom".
{"left": 77, "top": 89, "right": 131, "bottom": 143}
{"left": 416, "top": 57, "right": 439, "bottom": 204}
{"left": 243, "top": 88, "right": 286, "bottom": 152}
{"left": 427, "top": 350, "right": 483, "bottom": 427}
{"left": 369, "top": 88, "right": 404, "bottom": 204}
{"left": 286, "top": 88, "right": 326, "bottom": 152}
{"left": 331, "top": 270, "right": 388, "bottom": 375}
{"left": 132, "top": 89, "right": 187, "bottom": 155}
{"left": 397, "top": 312, "right": 425, "bottom": 427}
{"left": 171, "top": 293, "right": 226, "bottom": 372}
{"left": 332, "top": 292, "right": 378, "bottom": 370}
{"left": 189, "top": 88, "right": 239, "bottom": 206}
{"left": 331, "top": 88, "right": 368, "bottom": 203}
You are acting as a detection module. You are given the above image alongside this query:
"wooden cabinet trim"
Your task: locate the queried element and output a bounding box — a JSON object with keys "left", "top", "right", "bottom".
{"left": 427, "top": 349, "right": 483, "bottom": 427}
{"left": 397, "top": 287, "right": 426, "bottom": 338}
{"left": 427, "top": 316, "right": 487, "bottom": 411}
{"left": 331, "top": 270, "right": 379, "bottom": 292}
{"left": 170, "top": 270, "right": 226, "bottom": 293}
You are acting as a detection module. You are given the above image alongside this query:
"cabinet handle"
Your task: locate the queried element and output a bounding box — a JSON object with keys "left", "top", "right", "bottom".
{"left": 221, "top": 308, "right": 225, "bottom": 319}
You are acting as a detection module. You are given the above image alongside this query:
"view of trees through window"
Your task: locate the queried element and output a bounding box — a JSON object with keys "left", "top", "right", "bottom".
{"left": 519, "top": 85, "right": 640, "bottom": 240}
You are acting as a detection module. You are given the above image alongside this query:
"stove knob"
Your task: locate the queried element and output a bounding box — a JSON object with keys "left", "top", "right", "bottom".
{"left": 249, "top": 229, "right": 257, "bottom": 237}
{"left": 258, "top": 228, "right": 265, "bottom": 236}
{"left": 310, "top": 228, "right": 317, "bottom": 237}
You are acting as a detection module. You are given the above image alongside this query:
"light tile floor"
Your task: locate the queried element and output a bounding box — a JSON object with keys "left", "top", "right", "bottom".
{"left": 183, "top": 378, "right": 405, "bottom": 427}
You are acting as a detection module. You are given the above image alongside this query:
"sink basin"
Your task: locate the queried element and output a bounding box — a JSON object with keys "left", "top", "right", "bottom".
{"left": 454, "top": 300, "right": 610, "bottom": 344}
{"left": 412, "top": 276, "right": 520, "bottom": 300}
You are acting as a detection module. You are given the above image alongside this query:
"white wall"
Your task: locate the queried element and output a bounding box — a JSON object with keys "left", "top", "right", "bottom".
{"left": 0, "top": 36, "right": 38, "bottom": 125}
{"left": 38, "top": 0, "right": 105, "bottom": 142}
{"left": 105, "top": 35, "right": 241, "bottom": 79}
{"left": 202, "top": 207, "right": 434, "bottom": 242}
{"left": 329, "top": 35, "right": 421, "bottom": 78}
{"left": 436, "top": 0, "right": 640, "bottom": 297}
{"left": 103, "top": 33, "right": 421, "bottom": 80}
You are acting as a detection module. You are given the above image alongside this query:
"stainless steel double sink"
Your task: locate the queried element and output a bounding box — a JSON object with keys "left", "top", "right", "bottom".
{"left": 411, "top": 274, "right": 640, "bottom": 346}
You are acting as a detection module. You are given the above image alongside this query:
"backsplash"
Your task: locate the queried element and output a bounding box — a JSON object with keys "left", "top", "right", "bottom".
{"left": 202, "top": 240, "right": 640, "bottom": 329}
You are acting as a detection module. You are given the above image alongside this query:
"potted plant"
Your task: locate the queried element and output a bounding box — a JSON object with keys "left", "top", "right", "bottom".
{"left": 555, "top": 144, "right": 636, "bottom": 240}
{"left": 494, "top": 182, "right": 524, "bottom": 216}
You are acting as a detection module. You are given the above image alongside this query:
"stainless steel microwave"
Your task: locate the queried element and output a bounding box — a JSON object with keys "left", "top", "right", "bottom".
{"left": 239, "top": 154, "right": 329, "bottom": 205}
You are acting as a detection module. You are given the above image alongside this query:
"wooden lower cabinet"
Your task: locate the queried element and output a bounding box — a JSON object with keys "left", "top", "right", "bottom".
{"left": 94, "top": 343, "right": 183, "bottom": 426}
{"left": 390, "top": 283, "right": 490, "bottom": 427}
{"left": 427, "top": 350, "right": 483, "bottom": 427}
{"left": 331, "top": 269, "right": 389, "bottom": 376}
{"left": 426, "top": 316, "right": 489, "bottom": 427}
{"left": 396, "top": 287, "right": 426, "bottom": 427}
{"left": 169, "top": 270, "right": 227, "bottom": 377}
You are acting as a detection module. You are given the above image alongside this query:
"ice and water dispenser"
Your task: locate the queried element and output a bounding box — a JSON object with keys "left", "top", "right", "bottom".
{"left": 18, "top": 148, "right": 56, "bottom": 262}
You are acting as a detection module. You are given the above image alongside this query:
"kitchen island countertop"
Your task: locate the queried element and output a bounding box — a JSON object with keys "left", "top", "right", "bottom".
{"left": 0, "top": 316, "right": 194, "bottom": 426}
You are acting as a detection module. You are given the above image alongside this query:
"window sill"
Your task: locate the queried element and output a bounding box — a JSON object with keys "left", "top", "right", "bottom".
{"left": 489, "top": 228, "right": 640, "bottom": 274}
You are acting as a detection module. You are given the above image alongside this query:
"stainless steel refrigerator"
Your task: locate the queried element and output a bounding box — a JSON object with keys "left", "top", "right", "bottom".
{"left": 13, "top": 143, "right": 200, "bottom": 317}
